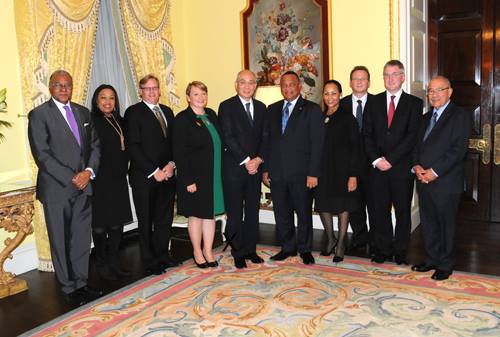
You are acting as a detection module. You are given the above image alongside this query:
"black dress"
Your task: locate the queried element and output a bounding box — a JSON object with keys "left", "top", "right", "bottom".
{"left": 315, "top": 107, "right": 361, "bottom": 213}
{"left": 173, "top": 107, "right": 224, "bottom": 219}
{"left": 92, "top": 114, "right": 132, "bottom": 227}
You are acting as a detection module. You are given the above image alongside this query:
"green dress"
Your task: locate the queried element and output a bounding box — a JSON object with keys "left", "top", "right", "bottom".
{"left": 196, "top": 114, "right": 225, "bottom": 215}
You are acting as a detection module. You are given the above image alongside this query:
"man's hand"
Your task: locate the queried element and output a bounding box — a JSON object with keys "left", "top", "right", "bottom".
{"left": 72, "top": 170, "right": 91, "bottom": 190}
{"left": 187, "top": 183, "right": 197, "bottom": 193}
{"left": 162, "top": 162, "right": 175, "bottom": 178}
{"left": 375, "top": 157, "right": 392, "bottom": 171}
{"left": 306, "top": 176, "right": 318, "bottom": 189}
{"left": 347, "top": 177, "right": 357, "bottom": 192}
{"left": 245, "top": 157, "right": 262, "bottom": 175}
{"left": 420, "top": 168, "right": 438, "bottom": 184}
{"left": 153, "top": 169, "right": 167, "bottom": 182}
{"left": 413, "top": 165, "right": 426, "bottom": 182}
{"left": 262, "top": 172, "right": 270, "bottom": 187}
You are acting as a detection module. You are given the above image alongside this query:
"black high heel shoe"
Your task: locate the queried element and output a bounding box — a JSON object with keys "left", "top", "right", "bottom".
{"left": 332, "top": 243, "right": 345, "bottom": 263}
{"left": 320, "top": 240, "right": 338, "bottom": 256}
{"left": 193, "top": 258, "right": 209, "bottom": 269}
{"left": 207, "top": 260, "right": 219, "bottom": 268}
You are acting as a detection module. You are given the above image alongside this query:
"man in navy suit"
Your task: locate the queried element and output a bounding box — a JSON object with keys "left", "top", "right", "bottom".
{"left": 28, "top": 70, "right": 101, "bottom": 306}
{"left": 125, "top": 74, "right": 177, "bottom": 276}
{"left": 363, "top": 60, "right": 423, "bottom": 265}
{"left": 219, "top": 70, "right": 266, "bottom": 269}
{"left": 340, "top": 65, "right": 374, "bottom": 251}
{"left": 262, "top": 71, "right": 325, "bottom": 265}
{"left": 411, "top": 76, "right": 471, "bottom": 280}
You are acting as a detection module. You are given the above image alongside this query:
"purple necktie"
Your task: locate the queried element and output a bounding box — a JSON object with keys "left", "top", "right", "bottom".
{"left": 63, "top": 105, "right": 81, "bottom": 146}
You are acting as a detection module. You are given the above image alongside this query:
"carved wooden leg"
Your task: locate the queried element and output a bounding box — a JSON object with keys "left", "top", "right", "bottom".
{"left": 0, "top": 189, "right": 35, "bottom": 298}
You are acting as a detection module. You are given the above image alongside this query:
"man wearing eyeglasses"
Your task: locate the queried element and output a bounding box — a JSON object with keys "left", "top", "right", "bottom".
{"left": 218, "top": 70, "right": 267, "bottom": 269}
{"left": 28, "top": 70, "right": 101, "bottom": 306}
{"left": 363, "top": 60, "right": 423, "bottom": 265}
{"left": 125, "top": 74, "right": 177, "bottom": 276}
{"left": 411, "top": 76, "right": 471, "bottom": 280}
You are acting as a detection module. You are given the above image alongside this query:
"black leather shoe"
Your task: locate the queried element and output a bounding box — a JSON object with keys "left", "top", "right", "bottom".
{"left": 431, "top": 269, "right": 452, "bottom": 281}
{"left": 161, "top": 258, "right": 179, "bottom": 269}
{"left": 144, "top": 263, "right": 165, "bottom": 276}
{"left": 394, "top": 255, "right": 408, "bottom": 265}
{"left": 234, "top": 257, "right": 247, "bottom": 269}
{"left": 371, "top": 254, "right": 386, "bottom": 264}
{"left": 411, "top": 263, "right": 436, "bottom": 272}
{"left": 111, "top": 267, "right": 132, "bottom": 278}
{"left": 245, "top": 253, "right": 264, "bottom": 263}
{"left": 270, "top": 250, "right": 297, "bottom": 261}
{"left": 332, "top": 255, "right": 344, "bottom": 263}
{"left": 77, "top": 286, "right": 103, "bottom": 302}
{"left": 64, "top": 291, "right": 87, "bottom": 306}
{"left": 207, "top": 260, "right": 219, "bottom": 268}
{"left": 300, "top": 252, "right": 315, "bottom": 265}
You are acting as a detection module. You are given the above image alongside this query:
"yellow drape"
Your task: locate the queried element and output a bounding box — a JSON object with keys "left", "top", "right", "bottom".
{"left": 15, "top": 0, "right": 99, "bottom": 271}
{"left": 119, "top": 0, "right": 179, "bottom": 106}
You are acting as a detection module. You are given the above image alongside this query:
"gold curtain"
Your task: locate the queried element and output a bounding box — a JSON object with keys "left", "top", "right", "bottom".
{"left": 119, "top": 0, "right": 179, "bottom": 106}
{"left": 15, "top": 0, "right": 99, "bottom": 271}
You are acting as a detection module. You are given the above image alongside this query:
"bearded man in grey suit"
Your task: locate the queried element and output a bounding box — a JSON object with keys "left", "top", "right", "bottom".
{"left": 28, "top": 70, "right": 101, "bottom": 306}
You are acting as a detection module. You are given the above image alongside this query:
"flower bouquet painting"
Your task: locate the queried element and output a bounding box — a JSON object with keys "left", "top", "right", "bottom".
{"left": 242, "top": 0, "right": 329, "bottom": 103}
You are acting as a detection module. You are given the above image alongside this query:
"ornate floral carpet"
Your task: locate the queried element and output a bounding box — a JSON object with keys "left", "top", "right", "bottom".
{"left": 24, "top": 246, "right": 500, "bottom": 337}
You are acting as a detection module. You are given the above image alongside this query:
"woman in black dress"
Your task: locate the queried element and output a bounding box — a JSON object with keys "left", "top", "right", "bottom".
{"left": 173, "top": 81, "right": 224, "bottom": 269}
{"left": 315, "top": 80, "right": 361, "bottom": 262}
{"left": 91, "top": 84, "right": 132, "bottom": 280}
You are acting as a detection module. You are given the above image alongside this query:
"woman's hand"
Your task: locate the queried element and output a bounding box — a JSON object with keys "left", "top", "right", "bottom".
{"left": 347, "top": 177, "right": 357, "bottom": 192}
{"left": 187, "top": 183, "right": 197, "bottom": 193}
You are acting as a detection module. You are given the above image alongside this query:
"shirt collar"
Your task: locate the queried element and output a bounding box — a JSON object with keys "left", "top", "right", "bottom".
{"left": 352, "top": 93, "right": 368, "bottom": 105}
{"left": 238, "top": 95, "right": 253, "bottom": 106}
{"left": 143, "top": 100, "right": 160, "bottom": 111}
{"left": 433, "top": 100, "right": 451, "bottom": 120}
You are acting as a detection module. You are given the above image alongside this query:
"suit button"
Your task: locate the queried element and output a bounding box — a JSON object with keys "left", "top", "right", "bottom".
{"left": 386, "top": 131, "right": 391, "bottom": 135}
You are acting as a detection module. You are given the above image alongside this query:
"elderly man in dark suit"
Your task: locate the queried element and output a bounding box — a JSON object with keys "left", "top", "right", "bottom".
{"left": 411, "top": 76, "right": 471, "bottom": 280}
{"left": 125, "top": 74, "right": 177, "bottom": 276}
{"left": 28, "top": 70, "right": 101, "bottom": 306}
{"left": 340, "top": 65, "right": 374, "bottom": 251}
{"left": 219, "top": 70, "right": 267, "bottom": 269}
{"left": 363, "top": 60, "right": 423, "bottom": 265}
{"left": 262, "top": 71, "right": 325, "bottom": 265}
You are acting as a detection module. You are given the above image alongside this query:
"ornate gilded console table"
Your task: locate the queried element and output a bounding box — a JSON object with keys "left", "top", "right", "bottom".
{"left": 0, "top": 184, "right": 35, "bottom": 298}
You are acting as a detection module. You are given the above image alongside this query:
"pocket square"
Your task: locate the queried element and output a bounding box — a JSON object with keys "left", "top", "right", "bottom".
{"left": 84, "top": 123, "right": 90, "bottom": 127}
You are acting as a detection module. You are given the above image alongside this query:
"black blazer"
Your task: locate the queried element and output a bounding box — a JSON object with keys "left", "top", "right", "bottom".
{"left": 173, "top": 107, "right": 222, "bottom": 218}
{"left": 218, "top": 95, "right": 266, "bottom": 179}
{"left": 262, "top": 96, "right": 325, "bottom": 182}
{"left": 124, "top": 101, "right": 175, "bottom": 188}
{"left": 28, "top": 98, "right": 100, "bottom": 202}
{"left": 413, "top": 102, "right": 471, "bottom": 194}
{"left": 363, "top": 91, "right": 423, "bottom": 176}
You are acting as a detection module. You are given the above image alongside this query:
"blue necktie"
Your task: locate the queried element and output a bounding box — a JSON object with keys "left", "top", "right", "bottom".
{"left": 423, "top": 111, "right": 438, "bottom": 141}
{"left": 355, "top": 99, "right": 363, "bottom": 130}
{"left": 282, "top": 101, "right": 291, "bottom": 134}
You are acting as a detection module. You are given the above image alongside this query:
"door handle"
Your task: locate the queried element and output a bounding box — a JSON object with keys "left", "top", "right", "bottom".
{"left": 469, "top": 124, "right": 491, "bottom": 165}
{"left": 495, "top": 124, "right": 500, "bottom": 165}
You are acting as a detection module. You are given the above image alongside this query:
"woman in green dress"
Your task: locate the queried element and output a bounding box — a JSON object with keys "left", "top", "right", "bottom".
{"left": 173, "top": 81, "right": 224, "bottom": 268}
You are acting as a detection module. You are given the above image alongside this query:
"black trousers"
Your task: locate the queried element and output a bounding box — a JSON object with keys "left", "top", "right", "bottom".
{"left": 418, "top": 186, "right": 460, "bottom": 272}
{"left": 369, "top": 169, "right": 414, "bottom": 258}
{"left": 132, "top": 180, "right": 175, "bottom": 269}
{"left": 271, "top": 179, "right": 313, "bottom": 254}
{"left": 348, "top": 172, "right": 372, "bottom": 245}
{"left": 42, "top": 193, "right": 92, "bottom": 294}
{"left": 223, "top": 173, "right": 262, "bottom": 258}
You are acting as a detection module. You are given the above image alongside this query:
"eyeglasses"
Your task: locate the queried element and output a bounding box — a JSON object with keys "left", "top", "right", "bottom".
{"left": 51, "top": 83, "right": 73, "bottom": 90}
{"left": 237, "top": 80, "right": 257, "bottom": 85}
{"left": 383, "top": 72, "right": 404, "bottom": 79}
{"left": 140, "top": 86, "right": 159, "bottom": 92}
{"left": 426, "top": 87, "right": 449, "bottom": 95}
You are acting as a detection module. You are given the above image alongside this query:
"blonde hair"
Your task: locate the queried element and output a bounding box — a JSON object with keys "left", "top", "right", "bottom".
{"left": 186, "top": 81, "right": 208, "bottom": 95}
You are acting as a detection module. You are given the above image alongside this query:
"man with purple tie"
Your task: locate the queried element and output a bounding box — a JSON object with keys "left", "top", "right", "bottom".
{"left": 28, "top": 70, "right": 101, "bottom": 306}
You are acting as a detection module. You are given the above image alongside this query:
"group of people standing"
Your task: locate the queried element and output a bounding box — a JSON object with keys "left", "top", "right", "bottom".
{"left": 27, "top": 60, "right": 470, "bottom": 306}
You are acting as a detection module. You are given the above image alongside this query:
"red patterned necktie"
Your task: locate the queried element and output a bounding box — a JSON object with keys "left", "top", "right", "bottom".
{"left": 387, "top": 95, "right": 395, "bottom": 128}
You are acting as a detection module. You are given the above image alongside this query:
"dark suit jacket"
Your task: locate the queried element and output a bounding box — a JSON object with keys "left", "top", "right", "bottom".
{"left": 413, "top": 101, "right": 471, "bottom": 194}
{"left": 173, "top": 107, "right": 222, "bottom": 218}
{"left": 124, "top": 101, "right": 175, "bottom": 188}
{"left": 341, "top": 93, "right": 375, "bottom": 168}
{"left": 28, "top": 98, "right": 100, "bottom": 202}
{"left": 218, "top": 95, "right": 266, "bottom": 179}
{"left": 363, "top": 91, "right": 423, "bottom": 176}
{"left": 262, "top": 96, "right": 325, "bottom": 182}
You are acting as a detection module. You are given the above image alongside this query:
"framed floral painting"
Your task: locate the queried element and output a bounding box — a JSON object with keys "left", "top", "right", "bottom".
{"left": 242, "top": 0, "right": 330, "bottom": 103}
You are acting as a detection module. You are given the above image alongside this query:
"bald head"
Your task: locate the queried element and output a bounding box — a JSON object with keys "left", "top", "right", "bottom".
{"left": 235, "top": 70, "right": 257, "bottom": 100}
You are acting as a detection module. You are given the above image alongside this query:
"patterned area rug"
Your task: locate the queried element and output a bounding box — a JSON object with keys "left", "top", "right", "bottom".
{"left": 24, "top": 246, "right": 500, "bottom": 337}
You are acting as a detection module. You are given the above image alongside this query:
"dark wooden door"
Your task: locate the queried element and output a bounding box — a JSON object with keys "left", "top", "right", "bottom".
{"left": 429, "top": 0, "right": 500, "bottom": 221}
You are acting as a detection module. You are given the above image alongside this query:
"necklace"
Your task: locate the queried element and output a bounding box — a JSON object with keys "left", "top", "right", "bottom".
{"left": 104, "top": 114, "right": 125, "bottom": 151}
